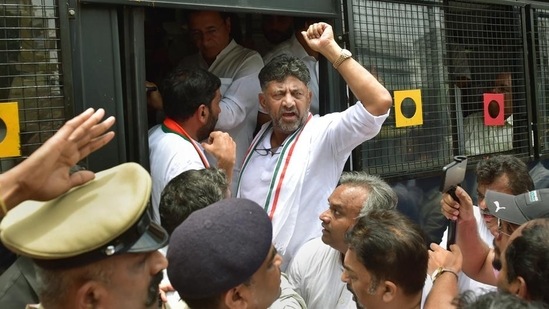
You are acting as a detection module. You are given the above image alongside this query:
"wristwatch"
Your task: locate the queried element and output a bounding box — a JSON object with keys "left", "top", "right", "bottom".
{"left": 333, "top": 49, "right": 352, "bottom": 69}
{"left": 430, "top": 267, "right": 459, "bottom": 282}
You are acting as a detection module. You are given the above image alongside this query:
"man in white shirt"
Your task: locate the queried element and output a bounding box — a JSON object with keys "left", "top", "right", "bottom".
{"left": 464, "top": 72, "right": 513, "bottom": 155}
{"left": 288, "top": 172, "right": 397, "bottom": 309}
{"left": 236, "top": 22, "right": 392, "bottom": 270}
{"left": 440, "top": 155, "right": 534, "bottom": 287}
{"left": 148, "top": 67, "right": 235, "bottom": 223}
{"left": 439, "top": 155, "right": 533, "bottom": 295}
{"left": 428, "top": 190, "right": 549, "bottom": 308}
{"left": 179, "top": 10, "right": 264, "bottom": 192}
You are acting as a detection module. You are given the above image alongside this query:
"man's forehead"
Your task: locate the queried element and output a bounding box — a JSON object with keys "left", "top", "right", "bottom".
{"left": 344, "top": 249, "right": 362, "bottom": 272}
{"left": 330, "top": 186, "right": 368, "bottom": 213}
{"left": 258, "top": 245, "right": 277, "bottom": 270}
{"left": 189, "top": 11, "right": 224, "bottom": 28}
{"left": 496, "top": 73, "right": 512, "bottom": 86}
{"left": 214, "top": 89, "right": 222, "bottom": 99}
{"left": 481, "top": 175, "right": 513, "bottom": 194}
{"left": 267, "top": 77, "right": 307, "bottom": 90}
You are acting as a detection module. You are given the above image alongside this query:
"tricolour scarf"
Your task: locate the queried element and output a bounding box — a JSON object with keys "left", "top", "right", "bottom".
{"left": 236, "top": 114, "right": 312, "bottom": 255}
{"left": 161, "top": 118, "right": 210, "bottom": 168}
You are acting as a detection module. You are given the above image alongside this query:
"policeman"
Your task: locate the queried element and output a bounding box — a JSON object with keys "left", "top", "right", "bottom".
{"left": 0, "top": 162, "right": 169, "bottom": 309}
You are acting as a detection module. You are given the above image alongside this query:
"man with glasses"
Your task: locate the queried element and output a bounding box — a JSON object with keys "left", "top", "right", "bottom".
{"left": 236, "top": 22, "right": 392, "bottom": 270}
{"left": 430, "top": 190, "right": 549, "bottom": 307}
{"left": 443, "top": 182, "right": 543, "bottom": 285}
{"left": 178, "top": 10, "right": 264, "bottom": 194}
{"left": 463, "top": 72, "right": 514, "bottom": 155}
{"left": 486, "top": 189, "right": 549, "bottom": 273}
{"left": 497, "top": 216, "right": 549, "bottom": 305}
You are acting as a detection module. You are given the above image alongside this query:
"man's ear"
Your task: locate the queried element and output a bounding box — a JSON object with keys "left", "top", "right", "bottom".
{"left": 197, "top": 104, "right": 208, "bottom": 123}
{"left": 381, "top": 281, "right": 397, "bottom": 303}
{"left": 223, "top": 284, "right": 248, "bottom": 309}
{"left": 76, "top": 281, "right": 105, "bottom": 309}
{"left": 515, "top": 276, "right": 529, "bottom": 300}
{"left": 259, "top": 93, "right": 267, "bottom": 111}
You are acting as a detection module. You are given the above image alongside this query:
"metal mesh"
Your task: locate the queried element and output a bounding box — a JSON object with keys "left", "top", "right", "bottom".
{"left": 536, "top": 8, "right": 549, "bottom": 156}
{"left": 350, "top": 0, "right": 528, "bottom": 180}
{"left": 0, "top": 0, "right": 65, "bottom": 171}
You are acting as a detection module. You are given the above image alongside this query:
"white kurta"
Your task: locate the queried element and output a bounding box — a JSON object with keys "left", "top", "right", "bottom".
{"left": 288, "top": 237, "right": 356, "bottom": 309}
{"left": 464, "top": 112, "right": 513, "bottom": 155}
{"left": 238, "top": 103, "right": 389, "bottom": 270}
{"left": 148, "top": 124, "right": 207, "bottom": 223}
{"left": 179, "top": 40, "right": 263, "bottom": 194}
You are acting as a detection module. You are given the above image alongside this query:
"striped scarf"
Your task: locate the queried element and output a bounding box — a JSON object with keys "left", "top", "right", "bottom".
{"left": 237, "top": 113, "right": 312, "bottom": 218}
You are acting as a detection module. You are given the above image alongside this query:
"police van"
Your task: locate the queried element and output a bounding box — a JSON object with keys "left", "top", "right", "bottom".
{"left": 1, "top": 0, "right": 549, "bottom": 244}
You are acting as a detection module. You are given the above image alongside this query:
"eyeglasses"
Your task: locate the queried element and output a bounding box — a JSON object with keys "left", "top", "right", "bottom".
{"left": 497, "top": 218, "right": 512, "bottom": 237}
{"left": 253, "top": 139, "right": 286, "bottom": 156}
{"left": 253, "top": 145, "right": 283, "bottom": 156}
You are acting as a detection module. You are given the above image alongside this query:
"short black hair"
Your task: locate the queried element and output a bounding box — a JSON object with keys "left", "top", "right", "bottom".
{"left": 259, "top": 55, "right": 310, "bottom": 91}
{"left": 453, "top": 290, "right": 549, "bottom": 309}
{"left": 504, "top": 218, "right": 549, "bottom": 304}
{"left": 159, "top": 168, "right": 228, "bottom": 235}
{"left": 345, "top": 209, "right": 428, "bottom": 295}
{"left": 161, "top": 66, "right": 220, "bottom": 122}
{"left": 476, "top": 155, "right": 534, "bottom": 194}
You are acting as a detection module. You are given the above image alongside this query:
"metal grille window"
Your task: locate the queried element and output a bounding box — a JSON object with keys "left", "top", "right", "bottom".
{"left": 0, "top": 0, "right": 65, "bottom": 171}
{"left": 349, "top": 0, "right": 528, "bottom": 180}
{"left": 536, "top": 8, "right": 549, "bottom": 156}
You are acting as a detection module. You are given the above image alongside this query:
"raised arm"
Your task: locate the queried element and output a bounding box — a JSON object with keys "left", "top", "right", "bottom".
{"left": 0, "top": 108, "right": 115, "bottom": 213}
{"left": 301, "top": 22, "right": 392, "bottom": 116}
{"left": 202, "top": 131, "right": 236, "bottom": 190}
{"left": 440, "top": 186, "right": 497, "bottom": 285}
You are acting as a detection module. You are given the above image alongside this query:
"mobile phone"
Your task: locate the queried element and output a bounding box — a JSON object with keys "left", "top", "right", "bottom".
{"left": 440, "top": 155, "right": 467, "bottom": 250}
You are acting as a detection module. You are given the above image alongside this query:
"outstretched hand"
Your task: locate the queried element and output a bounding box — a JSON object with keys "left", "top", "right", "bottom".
{"left": 1, "top": 108, "right": 115, "bottom": 211}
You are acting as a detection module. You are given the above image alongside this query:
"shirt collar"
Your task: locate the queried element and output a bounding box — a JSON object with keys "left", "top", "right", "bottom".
{"left": 216, "top": 39, "right": 238, "bottom": 59}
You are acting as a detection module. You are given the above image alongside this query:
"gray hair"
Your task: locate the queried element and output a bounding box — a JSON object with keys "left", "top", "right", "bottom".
{"left": 338, "top": 171, "right": 398, "bottom": 218}
{"left": 259, "top": 55, "right": 311, "bottom": 90}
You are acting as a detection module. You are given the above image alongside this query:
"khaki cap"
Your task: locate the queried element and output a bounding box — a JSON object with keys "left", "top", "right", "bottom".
{"left": 0, "top": 162, "right": 168, "bottom": 268}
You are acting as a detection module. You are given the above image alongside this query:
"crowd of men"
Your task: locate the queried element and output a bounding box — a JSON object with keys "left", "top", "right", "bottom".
{"left": 0, "top": 10, "right": 549, "bottom": 309}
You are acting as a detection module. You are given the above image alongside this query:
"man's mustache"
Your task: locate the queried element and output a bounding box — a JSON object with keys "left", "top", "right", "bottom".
{"left": 146, "top": 271, "right": 165, "bottom": 307}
